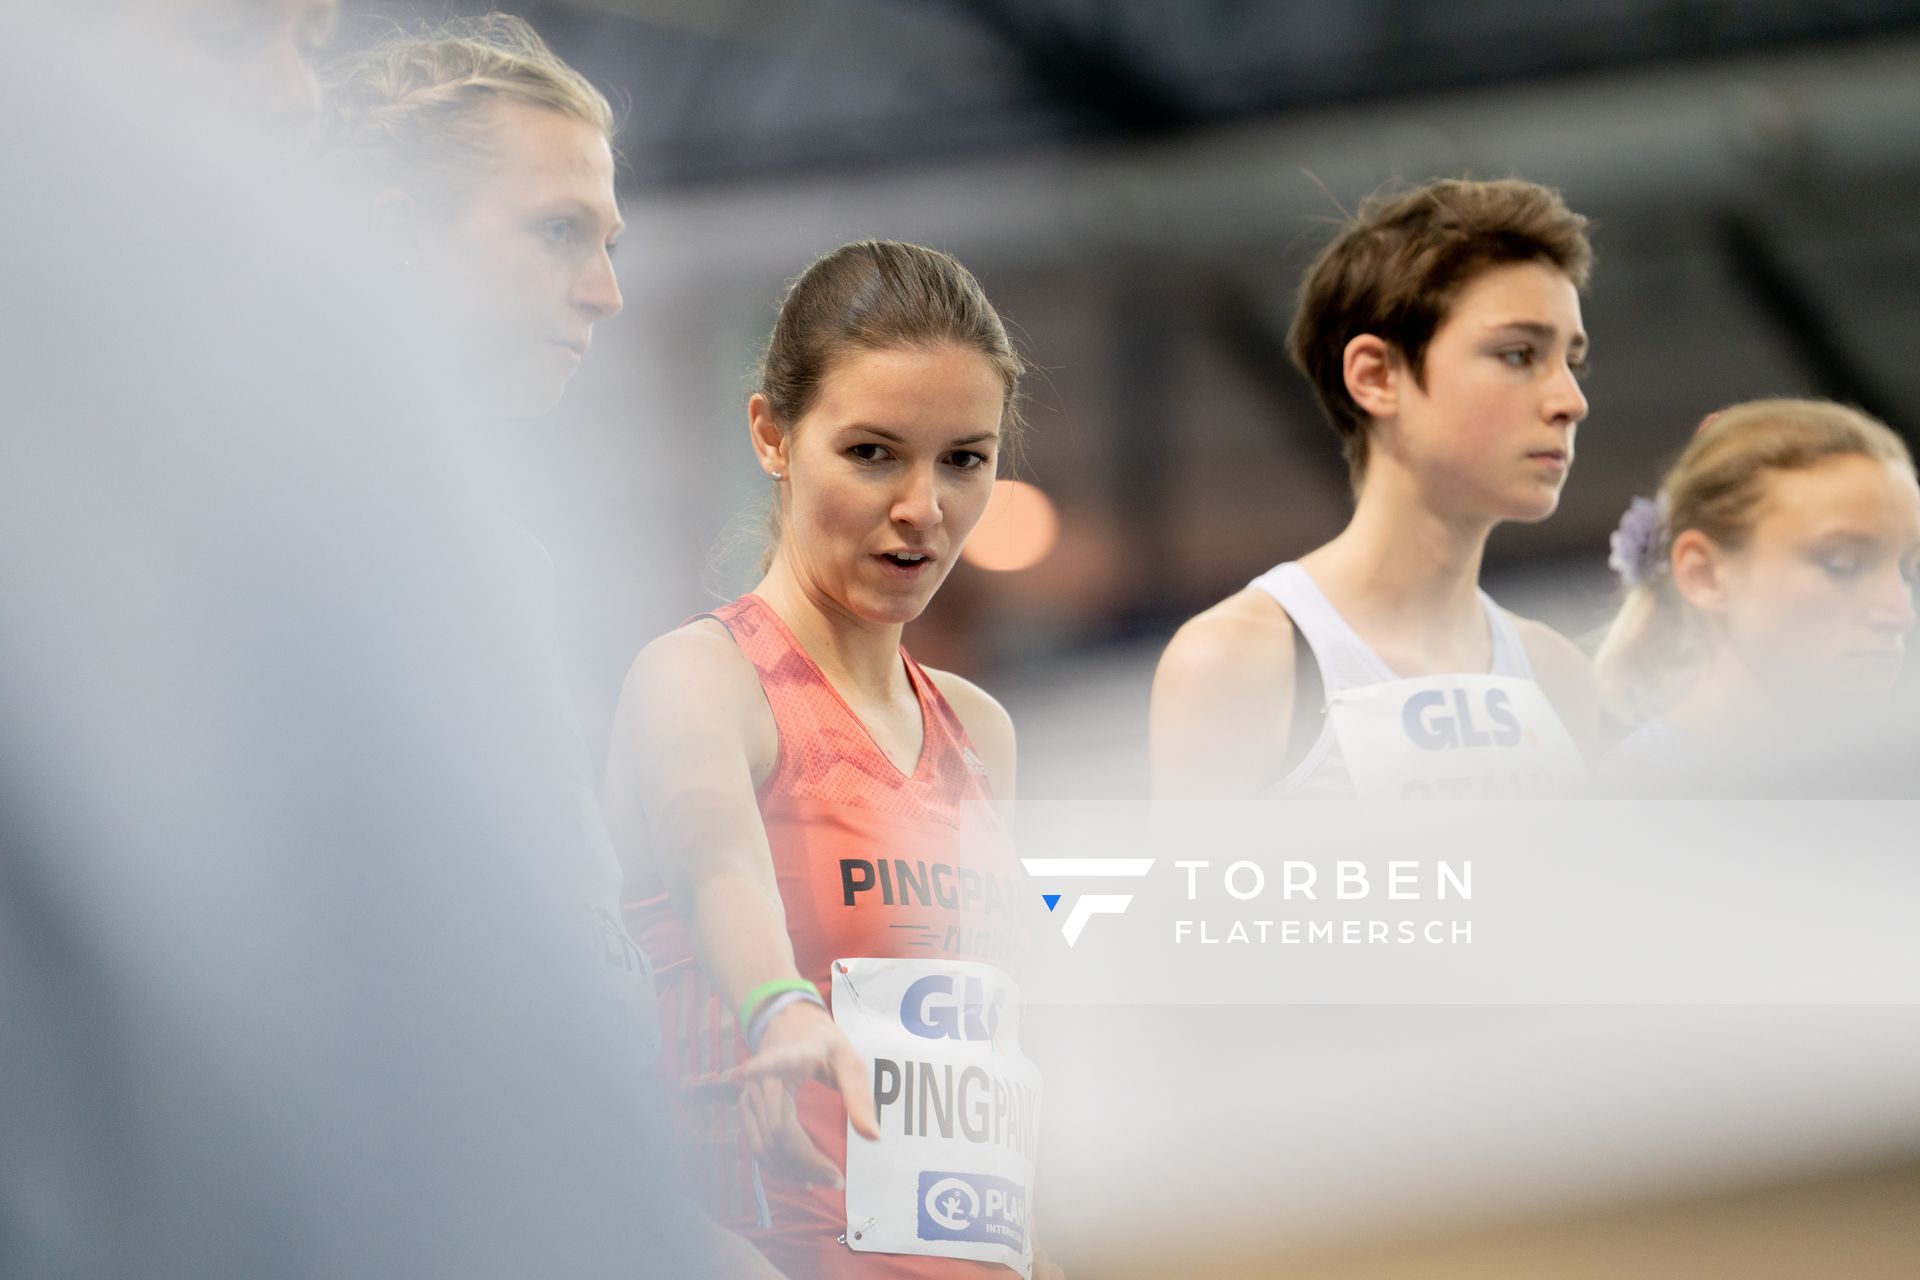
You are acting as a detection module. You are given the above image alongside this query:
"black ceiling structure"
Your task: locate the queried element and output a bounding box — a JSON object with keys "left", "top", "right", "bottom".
{"left": 332, "top": 0, "right": 1920, "bottom": 646}
{"left": 345, "top": 0, "right": 1920, "bottom": 187}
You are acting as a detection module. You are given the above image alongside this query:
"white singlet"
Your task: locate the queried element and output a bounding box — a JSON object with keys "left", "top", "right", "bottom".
{"left": 1250, "top": 561, "right": 1585, "bottom": 802}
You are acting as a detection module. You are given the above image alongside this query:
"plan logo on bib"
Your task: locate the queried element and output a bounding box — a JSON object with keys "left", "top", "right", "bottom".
{"left": 917, "top": 1171, "right": 1027, "bottom": 1249}
{"left": 1019, "top": 858, "right": 1154, "bottom": 947}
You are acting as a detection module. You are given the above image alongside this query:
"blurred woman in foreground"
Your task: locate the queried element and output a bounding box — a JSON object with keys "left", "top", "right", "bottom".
{"left": 318, "top": 13, "right": 623, "bottom": 421}
{"left": 317, "top": 6, "right": 645, "bottom": 1054}
{"left": 320, "top": 17, "right": 774, "bottom": 1276}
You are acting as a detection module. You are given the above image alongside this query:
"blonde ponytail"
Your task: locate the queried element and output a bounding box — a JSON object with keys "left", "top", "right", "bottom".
{"left": 1595, "top": 398, "right": 1911, "bottom": 721}
{"left": 1594, "top": 576, "right": 1699, "bottom": 723}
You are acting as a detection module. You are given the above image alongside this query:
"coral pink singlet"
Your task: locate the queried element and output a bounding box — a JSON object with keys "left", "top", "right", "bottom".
{"left": 626, "top": 594, "right": 1029, "bottom": 1279}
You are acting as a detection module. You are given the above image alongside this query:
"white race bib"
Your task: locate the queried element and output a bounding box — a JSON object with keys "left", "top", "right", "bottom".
{"left": 1329, "top": 674, "right": 1585, "bottom": 804}
{"left": 832, "top": 957, "right": 1041, "bottom": 1278}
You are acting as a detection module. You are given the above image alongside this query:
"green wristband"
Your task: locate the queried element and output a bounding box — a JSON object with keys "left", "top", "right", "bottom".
{"left": 738, "top": 977, "right": 821, "bottom": 1034}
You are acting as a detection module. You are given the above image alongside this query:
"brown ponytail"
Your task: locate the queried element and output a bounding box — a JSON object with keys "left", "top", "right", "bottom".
{"left": 753, "top": 240, "right": 1025, "bottom": 570}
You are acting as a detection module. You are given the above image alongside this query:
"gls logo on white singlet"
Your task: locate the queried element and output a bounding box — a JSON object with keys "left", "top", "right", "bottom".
{"left": 1332, "top": 674, "right": 1585, "bottom": 803}
{"left": 1400, "top": 686, "right": 1523, "bottom": 750}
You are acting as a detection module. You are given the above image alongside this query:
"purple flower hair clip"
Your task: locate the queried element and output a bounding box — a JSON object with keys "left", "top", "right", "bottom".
{"left": 1608, "top": 494, "right": 1670, "bottom": 588}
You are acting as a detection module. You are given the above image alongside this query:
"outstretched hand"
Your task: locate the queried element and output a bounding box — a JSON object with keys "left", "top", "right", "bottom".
{"left": 736, "top": 1000, "right": 879, "bottom": 1186}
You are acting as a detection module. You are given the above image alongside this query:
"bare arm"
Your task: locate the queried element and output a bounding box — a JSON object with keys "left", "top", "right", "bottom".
{"left": 605, "top": 623, "right": 800, "bottom": 1016}
{"left": 604, "top": 623, "right": 876, "bottom": 1183}
{"left": 1148, "top": 589, "right": 1296, "bottom": 834}
{"left": 1510, "top": 614, "right": 1599, "bottom": 758}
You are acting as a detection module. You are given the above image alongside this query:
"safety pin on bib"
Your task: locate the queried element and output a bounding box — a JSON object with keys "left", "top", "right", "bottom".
{"left": 833, "top": 959, "right": 861, "bottom": 1004}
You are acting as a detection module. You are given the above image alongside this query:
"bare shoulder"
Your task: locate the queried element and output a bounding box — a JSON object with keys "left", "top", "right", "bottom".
{"left": 1505, "top": 612, "right": 1594, "bottom": 686}
{"left": 611, "top": 618, "right": 776, "bottom": 774}
{"left": 635, "top": 616, "right": 746, "bottom": 670}
{"left": 923, "top": 667, "right": 1013, "bottom": 748}
{"left": 1504, "top": 611, "right": 1598, "bottom": 747}
{"left": 622, "top": 619, "right": 760, "bottom": 710}
{"left": 1155, "top": 587, "right": 1296, "bottom": 698}
{"left": 1150, "top": 587, "right": 1299, "bottom": 816}
{"left": 924, "top": 666, "right": 1016, "bottom": 816}
{"left": 923, "top": 667, "right": 1016, "bottom": 803}
{"left": 603, "top": 618, "right": 782, "bottom": 888}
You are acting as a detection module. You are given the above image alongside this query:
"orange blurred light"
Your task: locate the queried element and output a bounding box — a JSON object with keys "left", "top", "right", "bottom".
{"left": 962, "top": 479, "right": 1060, "bottom": 572}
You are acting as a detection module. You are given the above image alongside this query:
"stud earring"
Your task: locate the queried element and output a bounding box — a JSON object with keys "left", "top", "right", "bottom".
{"left": 771, "top": 471, "right": 784, "bottom": 480}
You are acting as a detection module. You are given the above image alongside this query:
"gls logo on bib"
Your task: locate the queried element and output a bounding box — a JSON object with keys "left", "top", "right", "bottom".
{"left": 1401, "top": 687, "right": 1523, "bottom": 750}
{"left": 917, "top": 1171, "right": 1027, "bottom": 1249}
{"left": 902, "top": 972, "right": 1006, "bottom": 1041}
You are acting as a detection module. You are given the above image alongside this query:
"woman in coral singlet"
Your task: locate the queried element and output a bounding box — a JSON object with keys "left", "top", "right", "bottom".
{"left": 606, "top": 242, "right": 1061, "bottom": 1280}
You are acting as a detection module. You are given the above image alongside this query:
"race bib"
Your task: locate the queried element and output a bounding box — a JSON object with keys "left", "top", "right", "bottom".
{"left": 1329, "top": 674, "right": 1585, "bottom": 804}
{"left": 833, "top": 957, "right": 1041, "bottom": 1278}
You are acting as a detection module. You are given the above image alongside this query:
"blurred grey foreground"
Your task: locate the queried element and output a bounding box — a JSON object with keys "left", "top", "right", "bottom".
{"left": 0, "top": 10, "right": 692, "bottom": 1278}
